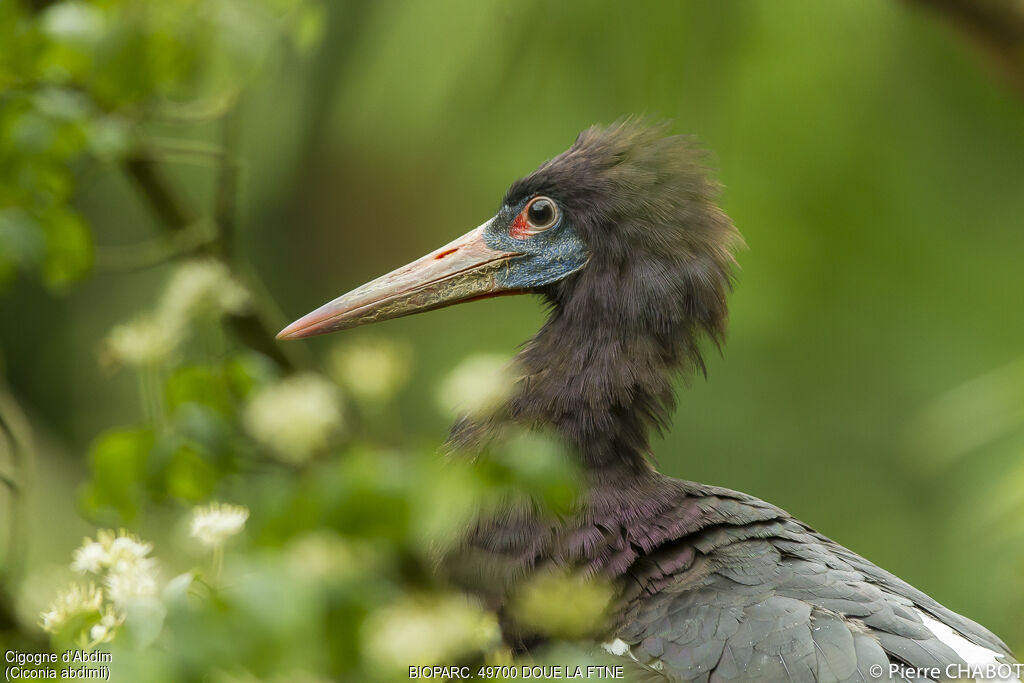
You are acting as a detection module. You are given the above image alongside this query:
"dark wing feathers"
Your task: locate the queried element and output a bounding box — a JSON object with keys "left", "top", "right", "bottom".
{"left": 606, "top": 479, "right": 1017, "bottom": 682}
{"left": 444, "top": 475, "right": 1015, "bottom": 681}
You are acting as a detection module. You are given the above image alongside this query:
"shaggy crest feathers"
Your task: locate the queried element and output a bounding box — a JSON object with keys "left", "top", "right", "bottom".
{"left": 452, "top": 120, "right": 742, "bottom": 471}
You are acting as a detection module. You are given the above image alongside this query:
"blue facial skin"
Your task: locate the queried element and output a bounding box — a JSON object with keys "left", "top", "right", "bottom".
{"left": 481, "top": 198, "right": 590, "bottom": 290}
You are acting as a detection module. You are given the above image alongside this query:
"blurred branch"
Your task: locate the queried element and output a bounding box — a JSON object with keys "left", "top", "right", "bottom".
{"left": 121, "top": 137, "right": 298, "bottom": 371}
{"left": 95, "top": 218, "right": 219, "bottom": 272}
{"left": 211, "top": 103, "right": 243, "bottom": 259}
{"left": 124, "top": 154, "right": 194, "bottom": 231}
{"left": 146, "top": 138, "right": 229, "bottom": 163}
{"left": 907, "top": 0, "right": 1024, "bottom": 96}
{"left": 0, "top": 380, "right": 35, "bottom": 584}
{"left": 154, "top": 92, "right": 241, "bottom": 125}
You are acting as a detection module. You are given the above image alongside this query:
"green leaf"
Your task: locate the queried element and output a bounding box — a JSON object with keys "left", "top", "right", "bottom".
{"left": 224, "top": 352, "right": 280, "bottom": 398}
{"left": 40, "top": 207, "right": 93, "bottom": 289}
{"left": 86, "top": 114, "right": 132, "bottom": 159}
{"left": 496, "top": 431, "right": 579, "bottom": 513}
{"left": 162, "top": 571, "right": 197, "bottom": 606}
{"left": 0, "top": 208, "right": 46, "bottom": 269}
{"left": 122, "top": 597, "right": 167, "bottom": 649}
{"left": 164, "top": 443, "right": 217, "bottom": 501}
{"left": 165, "top": 365, "right": 233, "bottom": 416}
{"left": 292, "top": 2, "right": 325, "bottom": 53}
{"left": 170, "top": 403, "right": 236, "bottom": 467}
{"left": 32, "top": 86, "right": 90, "bottom": 123}
{"left": 80, "top": 427, "right": 154, "bottom": 523}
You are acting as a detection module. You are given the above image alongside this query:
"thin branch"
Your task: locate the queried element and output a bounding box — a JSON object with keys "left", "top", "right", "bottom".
{"left": 906, "top": 0, "right": 1024, "bottom": 97}
{"left": 0, "top": 381, "right": 35, "bottom": 585}
{"left": 209, "top": 99, "right": 300, "bottom": 370}
{"left": 210, "top": 102, "right": 243, "bottom": 259}
{"left": 94, "top": 218, "right": 218, "bottom": 272}
{"left": 121, "top": 131, "right": 298, "bottom": 371}
{"left": 0, "top": 471, "right": 18, "bottom": 491}
{"left": 124, "top": 153, "right": 194, "bottom": 231}
{"left": 146, "top": 138, "right": 229, "bottom": 162}
{"left": 2, "top": 390, "right": 78, "bottom": 643}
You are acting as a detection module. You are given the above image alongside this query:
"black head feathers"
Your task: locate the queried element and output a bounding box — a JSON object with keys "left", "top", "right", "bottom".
{"left": 454, "top": 120, "right": 742, "bottom": 471}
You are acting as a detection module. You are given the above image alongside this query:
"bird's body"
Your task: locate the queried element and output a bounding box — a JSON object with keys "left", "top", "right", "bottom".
{"left": 448, "top": 472, "right": 1014, "bottom": 682}
{"left": 280, "top": 121, "right": 1019, "bottom": 681}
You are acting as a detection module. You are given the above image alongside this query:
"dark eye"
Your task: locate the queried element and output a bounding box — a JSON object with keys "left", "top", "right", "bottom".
{"left": 526, "top": 196, "right": 558, "bottom": 230}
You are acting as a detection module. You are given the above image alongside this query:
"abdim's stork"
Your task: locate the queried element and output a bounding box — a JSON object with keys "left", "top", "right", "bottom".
{"left": 279, "top": 122, "right": 1019, "bottom": 682}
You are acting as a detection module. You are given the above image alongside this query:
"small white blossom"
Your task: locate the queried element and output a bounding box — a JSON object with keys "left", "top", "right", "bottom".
{"left": 41, "top": 2, "right": 106, "bottom": 44}
{"left": 40, "top": 583, "right": 104, "bottom": 634}
{"left": 88, "top": 609, "right": 123, "bottom": 645}
{"left": 243, "top": 373, "right": 342, "bottom": 463}
{"left": 190, "top": 502, "right": 249, "bottom": 548}
{"left": 160, "top": 259, "right": 251, "bottom": 325}
{"left": 70, "top": 541, "right": 107, "bottom": 574}
{"left": 88, "top": 622, "right": 106, "bottom": 642}
{"left": 71, "top": 530, "right": 154, "bottom": 575}
{"left": 104, "top": 317, "right": 180, "bottom": 366}
{"left": 284, "top": 532, "right": 370, "bottom": 584}
{"left": 104, "top": 562, "right": 159, "bottom": 608}
{"left": 362, "top": 594, "right": 499, "bottom": 673}
{"left": 436, "top": 354, "right": 514, "bottom": 418}
{"left": 105, "top": 530, "right": 153, "bottom": 563}
{"left": 102, "top": 259, "right": 250, "bottom": 368}
{"left": 329, "top": 338, "right": 410, "bottom": 404}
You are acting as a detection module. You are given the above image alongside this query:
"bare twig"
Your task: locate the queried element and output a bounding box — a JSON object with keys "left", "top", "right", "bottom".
{"left": 210, "top": 103, "right": 243, "bottom": 259}
{"left": 122, "top": 133, "right": 298, "bottom": 371}
{"left": 124, "top": 153, "right": 195, "bottom": 231}
{"left": 146, "top": 138, "right": 230, "bottom": 162}
{"left": 906, "top": 0, "right": 1024, "bottom": 96}
{"left": 0, "top": 381, "right": 35, "bottom": 584}
{"left": 94, "top": 218, "right": 219, "bottom": 272}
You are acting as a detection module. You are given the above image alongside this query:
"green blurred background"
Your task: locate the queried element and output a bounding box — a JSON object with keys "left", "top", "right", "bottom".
{"left": 2, "top": 0, "right": 1023, "bottom": 662}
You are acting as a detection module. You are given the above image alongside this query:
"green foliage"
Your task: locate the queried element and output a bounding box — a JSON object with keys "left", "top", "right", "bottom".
{"left": 508, "top": 570, "right": 614, "bottom": 641}
{"left": 80, "top": 427, "right": 153, "bottom": 522}
{"left": 0, "top": 0, "right": 320, "bottom": 290}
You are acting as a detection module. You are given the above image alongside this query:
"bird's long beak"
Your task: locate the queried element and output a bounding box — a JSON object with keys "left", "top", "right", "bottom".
{"left": 277, "top": 222, "right": 522, "bottom": 339}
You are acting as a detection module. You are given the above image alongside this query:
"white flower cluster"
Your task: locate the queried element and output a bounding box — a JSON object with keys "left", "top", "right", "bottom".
{"left": 362, "top": 594, "right": 500, "bottom": 673}
{"left": 40, "top": 583, "right": 104, "bottom": 635}
{"left": 41, "top": 528, "right": 158, "bottom": 645}
{"left": 42, "top": 504, "right": 250, "bottom": 649}
{"left": 105, "top": 318, "right": 179, "bottom": 366}
{"left": 70, "top": 529, "right": 160, "bottom": 609}
{"left": 329, "top": 338, "right": 410, "bottom": 405}
{"left": 190, "top": 502, "right": 249, "bottom": 548}
{"left": 105, "top": 258, "right": 251, "bottom": 367}
{"left": 436, "top": 353, "right": 514, "bottom": 418}
{"left": 243, "top": 373, "right": 342, "bottom": 463}
{"left": 161, "top": 259, "right": 250, "bottom": 323}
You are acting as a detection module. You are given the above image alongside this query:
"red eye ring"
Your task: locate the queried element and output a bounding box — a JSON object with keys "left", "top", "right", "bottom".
{"left": 510, "top": 196, "right": 559, "bottom": 239}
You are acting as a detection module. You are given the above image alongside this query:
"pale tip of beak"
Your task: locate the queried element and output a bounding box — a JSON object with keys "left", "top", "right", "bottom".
{"left": 276, "top": 320, "right": 309, "bottom": 340}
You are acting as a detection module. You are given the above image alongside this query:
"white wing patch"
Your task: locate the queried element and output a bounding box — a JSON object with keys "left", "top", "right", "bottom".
{"left": 601, "top": 638, "right": 632, "bottom": 658}
{"left": 601, "top": 638, "right": 664, "bottom": 672}
{"left": 917, "top": 610, "right": 1020, "bottom": 682}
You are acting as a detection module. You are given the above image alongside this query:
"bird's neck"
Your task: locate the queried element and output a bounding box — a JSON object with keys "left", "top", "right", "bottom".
{"left": 505, "top": 250, "right": 723, "bottom": 475}
{"left": 511, "top": 302, "right": 663, "bottom": 473}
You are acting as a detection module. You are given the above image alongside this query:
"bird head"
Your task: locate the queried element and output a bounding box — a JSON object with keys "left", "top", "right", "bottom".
{"left": 277, "top": 120, "right": 738, "bottom": 343}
